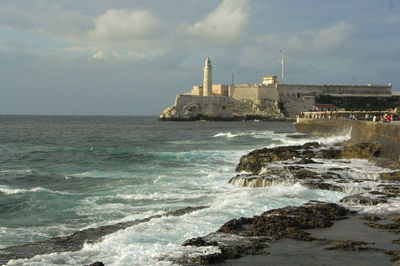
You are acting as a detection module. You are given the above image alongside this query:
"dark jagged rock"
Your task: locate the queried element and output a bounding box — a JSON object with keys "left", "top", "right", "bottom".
{"left": 182, "top": 237, "right": 218, "bottom": 247}
{"left": 302, "top": 142, "right": 321, "bottom": 149}
{"left": 318, "top": 148, "right": 342, "bottom": 159}
{"left": 217, "top": 201, "right": 349, "bottom": 239}
{"left": 361, "top": 215, "right": 381, "bottom": 222}
{"left": 328, "top": 167, "right": 350, "bottom": 171}
{"left": 377, "top": 184, "right": 400, "bottom": 195}
{"left": 235, "top": 145, "right": 305, "bottom": 174}
{"left": 321, "top": 172, "right": 342, "bottom": 179}
{"left": 291, "top": 169, "right": 319, "bottom": 179}
{"left": 236, "top": 142, "right": 382, "bottom": 175}
{"left": 339, "top": 195, "right": 387, "bottom": 205}
{"left": 364, "top": 217, "right": 400, "bottom": 233}
{"left": 178, "top": 201, "right": 350, "bottom": 264}
{"left": 326, "top": 240, "right": 370, "bottom": 251}
{"left": 85, "top": 262, "right": 105, "bottom": 266}
{"left": 303, "top": 181, "right": 344, "bottom": 192}
{"left": 380, "top": 171, "right": 400, "bottom": 181}
{"left": 176, "top": 232, "right": 269, "bottom": 264}
{"left": 341, "top": 143, "right": 381, "bottom": 159}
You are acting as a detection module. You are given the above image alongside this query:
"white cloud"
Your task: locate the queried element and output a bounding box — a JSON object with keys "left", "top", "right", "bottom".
{"left": 89, "top": 9, "right": 161, "bottom": 40}
{"left": 181, "top": 0, "right": 249, "bottom": 45}
{"left": 92, "top": 51, "right": 106, "bottom": 60}
{"left": 312, "top": 22, "right": 353, "bottom": 51}
{"left": 239, "top": 22, "right": 354, "bottom": 71}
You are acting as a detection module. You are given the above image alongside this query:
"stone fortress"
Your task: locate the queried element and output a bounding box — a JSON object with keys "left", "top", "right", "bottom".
{"left": 159, "top": 58, "right": 395, "bottom": 120}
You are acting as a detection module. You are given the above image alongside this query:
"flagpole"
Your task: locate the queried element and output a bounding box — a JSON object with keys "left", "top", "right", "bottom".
{"left": 279, "top": 48, "right": 285, "bottom": 83}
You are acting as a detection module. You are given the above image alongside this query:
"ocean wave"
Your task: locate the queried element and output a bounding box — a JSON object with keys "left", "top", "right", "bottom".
{"left": 213, "top": 132, "right": 239, "bottom": 138}
{"left": 213, "top": 130, "right": 275, "bottom": 139}
{"left": 0, "top": 185, "right": 70, "bottom": 195}
{"left": 266, "top": 130, "right": 352, "bottom": 148}
{"left": 115, "top": 192, "right": 205, "bottom": 201}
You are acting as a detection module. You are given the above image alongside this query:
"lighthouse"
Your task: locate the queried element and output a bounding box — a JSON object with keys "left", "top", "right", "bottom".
{"left": 203, "top": 57, "right": 212, "bottom": 96}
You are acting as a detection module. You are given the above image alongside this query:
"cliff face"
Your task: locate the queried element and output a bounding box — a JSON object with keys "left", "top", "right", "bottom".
{"left": 159, "top": 95, "right": 285, "bottom": 121}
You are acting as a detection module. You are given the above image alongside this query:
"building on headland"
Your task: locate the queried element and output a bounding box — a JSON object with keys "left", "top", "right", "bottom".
{"left": 159, "top": 58, "right": 396, "bottom": 120}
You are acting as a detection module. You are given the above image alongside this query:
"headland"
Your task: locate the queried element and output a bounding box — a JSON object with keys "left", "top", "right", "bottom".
{"left": 159, "top": 58, "right": 396, "bottom": 121}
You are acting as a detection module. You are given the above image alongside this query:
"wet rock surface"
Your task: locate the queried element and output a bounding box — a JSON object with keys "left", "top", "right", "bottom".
{"left": 175, "top": 206, "right": 400, "bottom": 265}
{"left": 172, "top": 201, "right": 349, "bottom": 265}
{"left": 231, "top": 142, "right": 400, "bottom": 208}
{"left": 326, "top": 240, "right": 371, "bottom": 251}
{"left": 235, "top": 142, "right": 321, "bottom": 174}
{"left": 339, "top": 195, "right": 388, "bottom": 205}
{"left": 236, "top": 142, "right": 381, "bottom": 175}
{"left": 380, "top": 171, "right": 400, "bottom": 181}
{"left": 184, "top": 141, "right": 400, "bottom": 265}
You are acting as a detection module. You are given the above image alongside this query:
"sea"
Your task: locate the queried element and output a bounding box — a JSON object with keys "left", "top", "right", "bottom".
{"left": 0, "top": 116, "right": 395, "bottom": 265}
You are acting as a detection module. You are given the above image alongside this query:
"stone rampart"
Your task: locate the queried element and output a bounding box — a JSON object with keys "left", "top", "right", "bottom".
{"left": 295, "top": 119, "right": 400, "bottom": 163}
{"left": 229, "top": 84, "right": 278, "bottom": 102}
{"left": 278, "top": 84, "right": 391, "bottom": 99}
{"left": 316, "top": 95, "right": 400, "bottom": 111}
{"left": 277, "top": 84, "right": 392, "bottom": 117}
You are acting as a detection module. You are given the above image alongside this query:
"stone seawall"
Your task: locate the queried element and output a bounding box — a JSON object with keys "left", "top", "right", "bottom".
{"left": 295, "top": 119, "right": 400, "bottom": 163}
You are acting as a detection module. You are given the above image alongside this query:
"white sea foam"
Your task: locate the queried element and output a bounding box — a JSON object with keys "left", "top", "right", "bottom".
{"left": 268, "top": 128, "right": 352, "bottom": 148}
{"left": 116, "top": 192, "right": 205, "bottom": 201}
{"left": 72, "top": 170, "right": 135, "bottom": 179}
{"left": 0, "top": 185, "right": 45, "bottom": 195}
{"left": 213, "top": 132, "right": 240, "bottom": 138}
{"left": 6, "top": 180, "right": 346, "bottom": 266}
{"left": 213, "top": 130, "right": 276, "bottom": 139}
{"left": 0, "top": 185, "right": 72, "bottom": 196}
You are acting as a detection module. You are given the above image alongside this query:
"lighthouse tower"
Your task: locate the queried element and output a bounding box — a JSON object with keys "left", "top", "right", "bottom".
{"left": 203, "top": 57, "right": 212, "bottom": 96}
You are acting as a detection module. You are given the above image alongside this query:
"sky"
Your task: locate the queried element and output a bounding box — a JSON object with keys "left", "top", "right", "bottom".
{"left": 0, "top": 0, "right": 399, "bottom": 115}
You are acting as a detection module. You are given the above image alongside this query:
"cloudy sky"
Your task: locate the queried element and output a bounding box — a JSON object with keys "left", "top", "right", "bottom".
{"left": 0, "top": 0, "right": 399, "bottom": 115}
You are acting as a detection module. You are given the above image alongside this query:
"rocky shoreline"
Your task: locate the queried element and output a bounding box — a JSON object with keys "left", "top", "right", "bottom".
{"left": 4, "top": 141, "right": 400, "bottom": 265}
{"left": 168, "top": 141, "right": 400, "bottom": 265}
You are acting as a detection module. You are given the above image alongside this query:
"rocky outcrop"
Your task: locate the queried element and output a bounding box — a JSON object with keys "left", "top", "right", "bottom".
{"left": 380, "top": 171, "right": 400, "bottom": 181}
{"left": 159, "top": 95, "right": 285, "bottom": 121}
{"left": 172, "top": 201, "right": 349, "bottom": 264}
{"left": 235, "top": 142, "right": 321, "bottom": 174}
{"left": 235, "top": 142, "right": 380, "bottom": 175}
{"left": 230, "top": 142, "right": 400, "bottom": 205}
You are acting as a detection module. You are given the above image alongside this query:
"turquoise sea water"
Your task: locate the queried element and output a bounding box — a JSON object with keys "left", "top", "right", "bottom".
{"left": 0, "top": 116, "right": 352, "bottom": 265}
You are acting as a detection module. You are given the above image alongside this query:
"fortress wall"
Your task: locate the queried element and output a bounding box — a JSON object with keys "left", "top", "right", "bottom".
{"left": 229, "top": 85, "right": 279, "bottom": 102}
{"left": 175, "top": 94, "right": 231, "bottom": 108}
{"left": 230, "top": 85, "right": 260, "bottom": 101}
{"left": 191, "top": 86, "right": 203, "bottom": 96}
{"left": 257, "top": 85, "right": 280, "bottom": 101}
{"left": 277, "top": 84, "right": 391, "bottom": 100}
{"left": 321, "top": 85, "right": 391, "bottom": 95}
{"left": 278, "top": 85, "right": 321, "bottom": 101}
{"left": 316, "top": 95, "right": 400, "bottom": 111}
{"left": 277, "top": 84, "right": 392, "bottom": 117}
{"left": 212, "top": 84, "right": 229, "bottom": 96}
